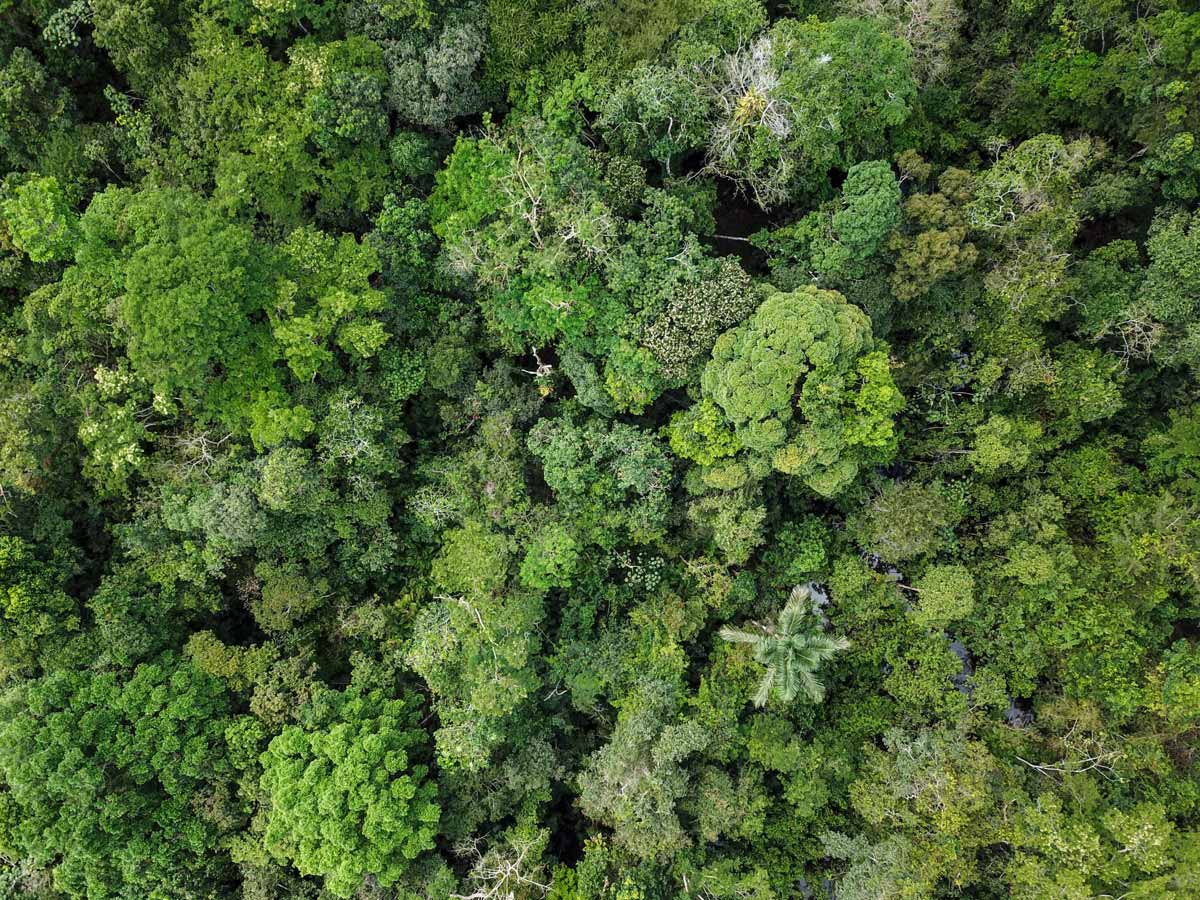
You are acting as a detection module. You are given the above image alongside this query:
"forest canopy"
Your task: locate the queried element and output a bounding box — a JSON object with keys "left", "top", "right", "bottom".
{"left": 3, "top": 0, "right": 1200, "bottom": 898}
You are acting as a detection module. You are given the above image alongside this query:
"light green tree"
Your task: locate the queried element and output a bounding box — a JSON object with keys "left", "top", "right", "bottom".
{"left": 719, "top": 585, "right": 850, "bottom": 706}
{"left": 259, "top": 686, "right": 440, "bottom": 897}
{"left": 911, "top": 563, "right": 976, "bottom": 628}
{"left": 1, "top": 175, "right": 77, "bottom": 262}
{"left": 698, "top": 284, "right": 903, "bottom": 496}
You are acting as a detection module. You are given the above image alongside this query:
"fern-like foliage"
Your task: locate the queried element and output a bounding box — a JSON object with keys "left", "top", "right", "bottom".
{"left": 720, "top": 585, "right": 850, "bottom": 707}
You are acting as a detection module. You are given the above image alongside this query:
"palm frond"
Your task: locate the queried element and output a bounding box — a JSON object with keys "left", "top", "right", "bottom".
{"left": 777, "top": 585, "right": 810, "bottom": 636}
{"left": 752, "top": 666, "right": 775, "bottom": 707}
{"left": 719, "top": 625, "right": 764, "bottom": 645}
{"left": 775, "top": 652, "right": 798, "bottom": 704}
{"left": 796, "top": 667, "right": 825, "bottom": 704}
{"left": 787, "top": 583, "right": 810, "bottom": 607}
{"left": 809, "top": 634, "right": 851, "bottom": 656}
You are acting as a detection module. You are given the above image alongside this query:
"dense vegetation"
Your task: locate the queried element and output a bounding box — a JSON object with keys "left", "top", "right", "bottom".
{"left": 3, "top": 0, "right": 1200, "bottom": 896}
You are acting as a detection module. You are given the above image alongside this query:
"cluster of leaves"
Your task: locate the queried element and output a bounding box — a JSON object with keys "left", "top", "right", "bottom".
{"left": 259, "top": 686, "right": 440, "bottom": 897}
{"left": 3, "top": 0, "right": 1200, "bottom": 898}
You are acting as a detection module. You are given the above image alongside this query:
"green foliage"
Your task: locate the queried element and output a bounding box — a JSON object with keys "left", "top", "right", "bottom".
{"left": 577, "top": 679, "right": 708, "bottom": 859}
{"left": 112, "top": 190, "right": 274, "bottom": 405}
{"left": 703, "top": 285, "right": 870, "bottom": 448}
{"left": 851, "top": 479, "right": 963, "bottom": 562}
{"left": 6, "top": 3, "right": 1200, "bottom": 897}
{"left": 1006, "top": 793, "right": 1189, "bottom": 898}
{"left": 363, "top": 1, "right": 489, "bottom": 127}
{"left": 699, "top": 284, "right": 902, "bottom": 495}
{"left": 29, "top": 185, "right": 393, "bottom": 474}
{"left": 844, "top": 727, "right": 1007, "bottom": 889}
{"left": 259, "top": 686, "right": 440, "bottom": 897}
{"left": 666, "top": 399, "right": 741, "bottom": 466}
{"left": 706, "top": 16, "right": 916, "bottom": 205}
{"left": 529, "top": 415, "right": 671, "bottom": 547}
{"left": 1138, "top": 207, "right": 1200, "bottom": 371}
{"left": 887, "top": 164, "right": 978, "bottom": 301}
{"left": 598, "top": 64, "right": 711, "bottom": 169}
{"left": 686, "top": 486, "right": 768, "bottom": 565}
{"left": 0, "top": 653, "right": 236, "bottom": 899}
{"left": 0, "top": 47, "right": 73, "bottom": 171}
{"left": 969, "top": 135, "right": 1095, "bottom": 324}
{"left": 910, "top": 563, "right": 975, "bottom": 628}
{"left": 0, "top": 535, "right": 77, "bottom": 678}
{"left": 604, "top": 340, "right": 660, "bottom": 414}
{"left": 270, "top": 225, "right": 388, "bottom": 381}
{"left": 408, "top": 516, "right": 543, "bottom": 772}
{"left": 758, "top": 159, "right": 901, "bottom": 283}
{"left": 972, "top": 414, "right": 1043, "bottom": 476}
{"left": 761, "top": 515, "right": 828, "bottom": 584}
{"left": 641, "top": 257, "right": 756, "bottom": 383}
{"left": 720, "top": 585, "right": 850, "bottom": 706}
{"left": 824, "top": 160, "right": 902, "bottom": 276}
{"left": 520, "top": 523, "right": 580, "bottom": 592}
{"left": 2, "top": 174, "right": 77, "bottom": 262}
{"left": 1153, "top": 640, "right": 1200, "bottom": 729}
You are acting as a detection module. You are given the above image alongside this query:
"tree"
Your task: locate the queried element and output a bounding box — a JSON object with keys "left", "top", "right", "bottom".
{"left": 685, "top": 485, "right": 767, "bottom": 566}
{"left": 910, "top": 563, "right": 975, "bottom": 628}
{"left": 850, "top": 478, "right": 963, "bottom": 562}
{"left": 259, "top": 686, "right": 440, "bottom": 898}
{"left": 451, "top": 820, "right": 552, "bottom": 900}
{"left": 847, "top": 0, "right": 964, "bottom": 85}
{"left": 838, "top": 727, "right": 1007, "bottom": 895}
{"left": 755, "top": 159, "right": 902, "bottom": 285}
{"left": 32, "top": 184, "right": 392, "bottom": 469}
{"left": 719, "top": 585, "right": 850, "bottom": 707}
{"left": 0, "top": 653, "right": 238, "bottom": 899}
{"left": 1, "top": 175, "right": 77, "bottom": 262}
{"left": 377, "top": 2, "right": 489, "bottom": 127}
{"left": 597, "top": 63, "right": 711, "bottom": 171}
{"left": 887, "top": 163, "right": 978, "bottom": 302}
{"left": 88, "top": 0, "right": 197, "bottom": 88}
{"left": 269, "top": 226, "right": 388, "bottom": 382}
{"left": 698, "top": 284, "right": 903, "bottom": 496}
{"left": 641, "top": 256, "right": 756, "bottom": 384}
{"left": 967, "top": 134, "right": 1095, "bottom": 325}
{"left": 0, "top": 535, "right": 78, "bottom": 679}
{"left": 576, "top": 678, "right": 709, "bottom": 859}
{"left": 306, "top": 60, "right": 389, "bottom": 153}
{"left": 666, "top": 398, "right": 741, "bottom": 467}
{"left": 407, "top": 518, "right": 543, "bottom": 772}
{"left": 528, "top": 415, "right": 671, "bottom": 547}
{"left": 705, "top": 17, "right": 916, "bottom": 205}
{"left": 519, "top": 522, "right": 579, "bottom": 592}
{"left": 156, "top": 24, "right": 391, "bottom": 224}
{"left": 215, "top": 0, "right": 333, "bottom": 37}
{"left": 0, "top": 47, "right": 74, "bottom": 172}
{"left": 1071, "top": 239, "right": 1149, "bottom": 361}
{"left": 821, "top": 832, "right": 933, "bottom": 900}
{"left": 429, "top": 116, "right": 619, "bottom": 353}
{"left": 824, "top": 159, "right": 902, "bottom": 277}
{"left": 1006, "top": 793, "right": 1185, "bottom": 898}
{"left": 1136, "top": 207, "right": 1200, "bottom": 372}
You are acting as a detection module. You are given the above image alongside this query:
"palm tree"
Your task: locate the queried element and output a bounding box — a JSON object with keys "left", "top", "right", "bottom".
{"left": 719, "top": 585, "right": 850, "bottom": 707}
